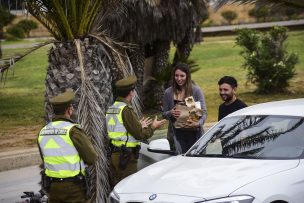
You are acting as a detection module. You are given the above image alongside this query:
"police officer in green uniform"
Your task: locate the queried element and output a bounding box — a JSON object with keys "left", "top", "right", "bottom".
{"left": 106, "top": 75, "right": 166, "bottom": 185}
{"left": 38, "top": 90, "right": 97, "bottom": 203}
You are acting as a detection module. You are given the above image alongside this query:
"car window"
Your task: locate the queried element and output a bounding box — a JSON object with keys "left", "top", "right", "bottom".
{"left": 188, "top": 115, "right": 304, "bottom": 159}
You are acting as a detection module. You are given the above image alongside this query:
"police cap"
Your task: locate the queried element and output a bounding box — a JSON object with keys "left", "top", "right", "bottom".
{"left": 115, "top": 75, "right": 137, "bottom": 91}
{"left": 50, "top": 90, "right": 75, "bottom": 114}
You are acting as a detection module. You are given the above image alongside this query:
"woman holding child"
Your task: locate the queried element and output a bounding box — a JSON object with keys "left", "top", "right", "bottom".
{"left": 162, "top": 63, "right": 207, "bottom": 154}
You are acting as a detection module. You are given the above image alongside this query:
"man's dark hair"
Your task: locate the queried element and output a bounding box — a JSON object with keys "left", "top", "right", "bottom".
{"left": 52, "top": 104, "right": 70, "bottom": 115}
{"left": 218, "top": 76, "right": 238, "bottom": 88}
{"left": 116, "top": 88, "right": 134, "bottom": 98}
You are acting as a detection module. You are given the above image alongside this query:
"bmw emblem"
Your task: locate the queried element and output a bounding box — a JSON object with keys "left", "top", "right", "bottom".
{"left": 149, "top": 194, "right": 157, "bottom": 201}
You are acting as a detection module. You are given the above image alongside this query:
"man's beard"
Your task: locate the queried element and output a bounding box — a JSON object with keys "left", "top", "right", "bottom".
{"left": 220, "top": 93, "right": 233, "bottom": 103}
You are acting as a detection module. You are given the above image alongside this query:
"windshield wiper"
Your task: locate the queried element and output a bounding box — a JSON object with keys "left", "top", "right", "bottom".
{"left": 187, "top": 154, "right": 261, "bottom": 159}
{"left": 229, "top": 154, "right": 260, "bottom": 159}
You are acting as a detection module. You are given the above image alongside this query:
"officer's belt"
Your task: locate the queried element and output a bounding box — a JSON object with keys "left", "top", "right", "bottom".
{"left": 111, "top": 145, "right": 137, "bottom": 153}
{"left": 49, "top": 175, "right": 84, "bottom": 183}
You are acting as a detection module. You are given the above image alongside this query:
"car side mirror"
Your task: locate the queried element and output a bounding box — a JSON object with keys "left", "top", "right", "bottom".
{"left": 148, "top": 139, "right": 175, "bottom": 155}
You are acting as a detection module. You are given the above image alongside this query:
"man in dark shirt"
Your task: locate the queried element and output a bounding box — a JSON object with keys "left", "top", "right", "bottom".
{"left": 218, "top": 76, "right": 247, "bottom": 121}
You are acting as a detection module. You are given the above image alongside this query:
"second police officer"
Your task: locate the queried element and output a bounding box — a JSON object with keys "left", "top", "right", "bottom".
{"left": 106, "top": 75, "right": 166, "bottom": 185}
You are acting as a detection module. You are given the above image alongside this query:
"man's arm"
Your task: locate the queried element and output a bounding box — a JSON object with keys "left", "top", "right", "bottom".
{"left": 70, "top": 127, "right": 97, "bottom": 165}
{"left": 122, "top": 106, "right": 154, "bottom": 140}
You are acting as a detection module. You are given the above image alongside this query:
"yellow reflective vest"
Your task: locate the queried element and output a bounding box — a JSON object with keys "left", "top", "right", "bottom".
{"left": 106, "top": 101, "right": 140, "bottom": 148}
{"left": 38, "top": 121, "right": 85, "bottom": 178}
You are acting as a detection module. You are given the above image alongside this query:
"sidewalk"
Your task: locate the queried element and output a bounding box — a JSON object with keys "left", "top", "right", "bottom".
{"left": 0, "top": 122, "right": 216, "bottom": 172}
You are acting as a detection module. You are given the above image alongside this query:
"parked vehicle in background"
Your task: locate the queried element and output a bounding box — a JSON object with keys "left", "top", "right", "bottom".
{"left": 110, "top": 98, "right": 304, "bottom": 203}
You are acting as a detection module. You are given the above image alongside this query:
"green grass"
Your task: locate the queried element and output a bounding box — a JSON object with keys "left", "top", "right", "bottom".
{"left": 0, "top": 31, "right": 303, "bottom": 128}
{"left": 2, "top": 48, "right": 31, "bottom": 58}
{"left": 2, "top": 38, "right": 52, "bottom": 45}
{"left": 0, "top": 46, "right": 49, "bottom": 126}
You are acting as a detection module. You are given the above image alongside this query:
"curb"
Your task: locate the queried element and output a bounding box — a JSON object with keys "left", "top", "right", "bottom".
{"left": 0, "top": 148, "right": 41, "bottom": 172}
{"left": 0, "top": 122, "right": 216, "bottom": 172}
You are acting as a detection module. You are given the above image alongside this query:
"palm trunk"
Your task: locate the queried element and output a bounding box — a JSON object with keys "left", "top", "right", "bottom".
{"left": 127, "top": 45, "right": 145, "bottom": 101}
{"left": 194, "top": 25, "right": 202, "bottom": 43}
{"left": 44, "top": 37, "right": 114, "bottom": 202}
{"left": 173, "top": 32, "right": 192, "bottom": 64}
{"left": 144, "top": 40, "right": 170, "bottom": 110}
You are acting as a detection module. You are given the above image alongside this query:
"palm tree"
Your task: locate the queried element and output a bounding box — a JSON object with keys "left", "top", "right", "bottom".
{"left": 25, "top": 1, "right": 132, "bottom": 202}
{"left": 97, "top": 0, "right": 208, "bottom": 110}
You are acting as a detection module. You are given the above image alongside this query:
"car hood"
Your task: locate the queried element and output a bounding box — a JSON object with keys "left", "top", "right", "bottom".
{"left": 115, "top": 156, "right": 299, "bottom": 198}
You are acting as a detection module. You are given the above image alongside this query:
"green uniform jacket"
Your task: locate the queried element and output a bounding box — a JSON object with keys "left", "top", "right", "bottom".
{"left": 117, "top": 97, "right": 155, "bottom": 140}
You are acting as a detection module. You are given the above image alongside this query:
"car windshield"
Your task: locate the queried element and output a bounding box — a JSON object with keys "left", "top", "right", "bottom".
{"left": 187, "top": 115, "right": 304, "bottom": 159}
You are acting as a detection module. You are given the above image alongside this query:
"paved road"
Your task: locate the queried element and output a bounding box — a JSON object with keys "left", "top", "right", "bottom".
{"left": 2, "top": 43, "right": 42, "bottom": 50}
{"left": 0, "top": 123, "right": 216, "bottom": 202}
{"left": 0, "top": 166, "right": 40, "bottom": 203}
{"left": 1, "top": 37, "right": 53, "bottom": 50}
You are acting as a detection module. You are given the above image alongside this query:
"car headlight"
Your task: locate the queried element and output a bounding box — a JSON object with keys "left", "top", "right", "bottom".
{"left": 196, "top": 195, "right": 254, "bottom": 203}
{"left": 109, "top": 190, "right": 120, "bottom": 203}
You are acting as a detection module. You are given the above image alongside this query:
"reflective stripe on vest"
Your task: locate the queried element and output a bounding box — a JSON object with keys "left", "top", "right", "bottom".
{"left": 38, "top": 121, "right": 85, "bottom": 178}
{"left": 106, "top": 101, "right": 140, "bottom": 147}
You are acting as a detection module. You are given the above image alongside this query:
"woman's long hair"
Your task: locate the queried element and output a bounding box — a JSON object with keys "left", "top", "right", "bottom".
{"left": 172, "top": 63, "right": 193, "bottom": 99}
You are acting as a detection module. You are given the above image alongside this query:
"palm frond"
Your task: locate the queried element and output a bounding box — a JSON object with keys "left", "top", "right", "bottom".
{"left": 0, "top": 40, "right": 55, "bottom": 85}
{"left": 68, "top": 1, "right": 77, "bottom": 33}
{"left": 75, "top": 39, "right": 111, "bottom": 202}
{"left": 85, "top": 1, "right": 103, "bottom": 34}
{"left": 92, "top": 0, "right": 125, "bottom": 33}
{"left": 126, "top": 0, "right": 161, "bottom": 6}
{"left": 26, "top": 1, "right": 62, "bottom": 39}
{"left": 77, "top": 0, "right": 91, "bottom": 35}
{"left": 51, "top": 0, "right": 74, "bottom": 39}
{"left": 89, "top": 33, "right": 143, "bottom": 118}
{"left": 95, "top": 0, "right": 208, "bottom": 45}
{"left": 26, "top": 0, "right": 104, "bottom": 40}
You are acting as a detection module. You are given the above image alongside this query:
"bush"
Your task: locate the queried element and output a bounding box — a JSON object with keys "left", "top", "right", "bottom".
{"left": 16, "top": 19, "right": 38, "bottom": 37}
{"left": 236, "top": 26, "right": 299, "bottom": 93}
{"left": 249, "top": 6, "right": 302, "bottom": 22}
{"left": 0, "top": 5, "right": 16, "bottom": 58}
{"left": 6, "top": 26, "right": 25, "bottom": 40}
{"left": 284, "top": 7, "right": 302, "bottom": 20}
{"left": 248, "top": 7, "right": 270, "bottom": 22}
{"left": 221, "top": 10, "right": 238, "bottom": 24}
{"left": 202, "top": 19, "right": 214, "bottom": 27}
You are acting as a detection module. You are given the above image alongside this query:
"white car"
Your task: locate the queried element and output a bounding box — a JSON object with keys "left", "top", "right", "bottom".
{"left": 110, "top": 98, "right": 304, "bottom": 203}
